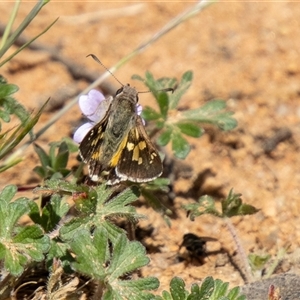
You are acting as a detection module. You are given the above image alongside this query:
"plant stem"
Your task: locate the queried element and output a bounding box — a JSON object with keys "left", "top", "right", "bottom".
{"left": 224, "top": 217, "right": 254, "bottom": 283}
{"left": 0, "top": 0, "right": 20, "bottom": 50}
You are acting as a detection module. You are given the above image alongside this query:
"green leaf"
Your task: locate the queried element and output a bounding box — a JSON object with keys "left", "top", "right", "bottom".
{"left": 170, "top": 277, "right": 188, "bottom": 300}
{"left": 141, "top": 106, "right": 162, "bottom": 121}
{"left": 227, "top": 287, "right": 240, "bottom": 300}
{"left": 0, "top": 99, "right": 49, "bottom": 163}
{"left": 70, "top": 228, "right": 107, "bottom": 278}
{"left": 0, "top": 185, "right": 49, "bottom": 275}
{"left": 197, "top": 276, "right": 214, "bottom": 299}
{"left": 0, "top": 184, "right": 17, "bottom": 204}
{"left": 59, "top": 184, "right": 141, "bottom": 241}
{"left": 108, "top": 234, "right": 149, "bottom": 280}
{"left": 71, "top": 229, "right": 158, "bottom": 298}
{"left": 47, "top": 239, "right": 73, "bottom": 269}
{"left": 131, "top": 74, "right": 145, "bottom": 82}
{"left": 141, "top": 189, "right": 171, "bottom": 219}
{"left": 175, "top": 122, "right": 203, "bottom": 138}
{"left": 0, "top": 80, "right": 32, "bottom": 139}
{"left": 0, "top": 109, "right": 10, "bottom": 123}
{"left": 33, "top": 143, "right": 50, "bottom": 169}
{"left": 0, "top": 186, "right": 29, "bottom": 238}
{"left": 169, "top": 71, "right": 193, "bottom": 109}
{"left": 156, "top": 77, "right": 178, "bottom": 91}
{"left": 0, "top": 82, "right": 18, "bottom": 98}
{"left": 184, "top": 189, "right": 259, "bottom": 220}
{"left": 33, "top": 140, "right": 72, "bottom": 179}
{"left": 211, "top": 279, "right": 229, "bottom": 299}
{"left": 106, "top": 234, "right": 158, "bottom": 298}
{"left": 231, "top": 288, "right": 246, "bottom": 300}
{"left": 183, "top": 195, "right": 222, "bottom": 220}
{"left": 157, "top": 126, "right": 173, "bottom": 146}
{"left": 53, "top": 141, "right": 69, "bottom": 171}
{"left": 142, "top": 177, "right": 170, "bottom": 191}
{"left": 157, "top": 276, "right": 245, "bottom": 300}
{"left": 138, "top": 72, "right": 176, "bottom": 118}
{"left": 61, "top": 137, "right": 79, "bottom": 153}
{"left": 0, "top": 80, "right": 34, "bottom": 148}
{"left": 159, "top": 291, "right": 172, "bottom": 300}
{"left": 157, "top": 92, "right": 169, "bottom": 118}
{"left": 29, "top": 194, "right": 69, "bottom": 232}
{"left": 12, "top": 225, "right": 50, "bottom": 260}
{"left": 181, "top": 100, "right": 237, "bottom": 131}
{"left": 171, "top": 130, "right": 190, "bottom": 159}
{"left": 222, "top": 189, "right": 259, "bottom": 217}
{"left": 144, "top": 71, "right": 159, "bottom": 90}
{"left": 248, "top": 253, "right": 271, "bottom": 271}
{"left": 59, "top": 216, "right": 93, "bottom": 241}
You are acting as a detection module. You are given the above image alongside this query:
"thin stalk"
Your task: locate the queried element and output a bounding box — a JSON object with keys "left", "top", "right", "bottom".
{"left": 0, "top": 0, "right": 21, "bottom": 50}
{"left": 224, "top": 217, "right": 254, "bottom": 283}
{"left": 0, "top": 17, "right": 58, "bottom": 68}
{"left": 0, "top": 0, "right": 49, "bottom": 58}
{"left": 264, "top": 247, "right": 287, "bottom": 279}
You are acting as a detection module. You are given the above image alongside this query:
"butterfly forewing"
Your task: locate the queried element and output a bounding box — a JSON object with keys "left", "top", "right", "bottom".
{"left": 79, "top": 113, "right": 110, "bottom": 161}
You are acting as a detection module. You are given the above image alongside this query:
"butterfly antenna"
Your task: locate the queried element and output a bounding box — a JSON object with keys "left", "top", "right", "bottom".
{"left": 87, "top": 54, "right": 124, "bottom": 87}
{"left": 139, "top": 87, "right": 176, "bottom": 94}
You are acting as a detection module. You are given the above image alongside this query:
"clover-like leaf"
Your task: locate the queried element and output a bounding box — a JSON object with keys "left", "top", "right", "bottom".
{"left": 181, "top": 100, "right": 237, "bottom": 131}
{"left": 169, "top": 70, "right": 193, "bottom": 109}
{"left": 12, "top": 225, "right": 49, "bottom": 261}
{"left": 60, "top": 184, "right": 142, "bottom": 242}
{"left": 0, "top": 81, "right": 18, "bottom": 98}
{"left": 183, "top": 195, "right": 222, "bottom": 220}
{"left": 157, "top": 92, "right": 170, "bottom": 118}
{"left": 175, "top": 122, "right": 203, "bottom": 138}
{"left": 156, "top": 276, "right": 245, "bottom": 300}
{"left": 0, "top": 185, "right": 50, "bottom": 275}
{"left": 29, "top": 194, "right": 69, "bottom": 233}
{"left": 170, "top": 277, "right": 188, "bottom": 299}
{"left": 222, "top": 189, "right": 259, "bottom": 218}
{"left": 248, "top": 253, "right": 271, "bottom": 271}
{"left": 171, "top": 130, "right": 190, "bottom": 159}
{"left": 33, "top": 140, "right": 72, "bottom": 180}
{"left": 141, "top": 106, "right": 162, "bottom": 121}
{"left": 71, "top": 228, "right": 159, "bottom": 299}
{"left": 157, "top": 126, "right": 173, "bottom": 146}
{"left": 52, "top": 141, "right": 69, "bottom": 171}
{"left": 0, "top": 185, "right": 29, "bottom": 238}
{"left": 33, "top": 143, "right": 50, "bottom": 170}
{"left": 209, "top": 278, "right": 246, "bottom": 300}
{"left": 70, "top": 228, "right": 107, "bottom": 279}
{"left": 184, "top": 190, "right": 259, "bottom": 220}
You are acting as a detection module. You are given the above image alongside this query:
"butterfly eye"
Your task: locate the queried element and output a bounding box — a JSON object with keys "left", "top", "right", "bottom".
{"left": 116, "top": 87, "right": 124, "bottom": 95}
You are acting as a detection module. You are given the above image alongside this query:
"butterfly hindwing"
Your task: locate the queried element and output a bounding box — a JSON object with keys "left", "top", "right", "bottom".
{"left": 115, "top": 116, "right": 162, "bottom": 182}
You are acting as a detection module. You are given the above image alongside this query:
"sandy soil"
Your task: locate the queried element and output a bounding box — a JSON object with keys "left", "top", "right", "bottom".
{"left": 1, "top": 1, "right": 300, "bottom": 299}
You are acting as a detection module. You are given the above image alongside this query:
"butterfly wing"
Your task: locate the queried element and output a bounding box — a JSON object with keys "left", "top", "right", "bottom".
{"left": 79, "top": 111, "right": 111, "bottom": 181}
{"left": 114, "top": 116, "right": 163, "bottom": 183}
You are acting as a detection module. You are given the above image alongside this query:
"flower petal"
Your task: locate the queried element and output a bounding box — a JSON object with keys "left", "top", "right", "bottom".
{"left": 136, "top": 104, "right": 145, "bottom": 125}
{"left": 73, "top": 122, "right": 94, "bottom": 144}
{"left": 79, "top": 89, "right": 106, "bottom": 121}
{"left": 136, "top": 104, "right": 142, "bottom": 115}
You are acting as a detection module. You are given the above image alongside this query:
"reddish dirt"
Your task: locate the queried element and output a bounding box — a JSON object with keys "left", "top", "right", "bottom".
{"left": 1, "top": 2, "right": 300, "bottom": 299}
